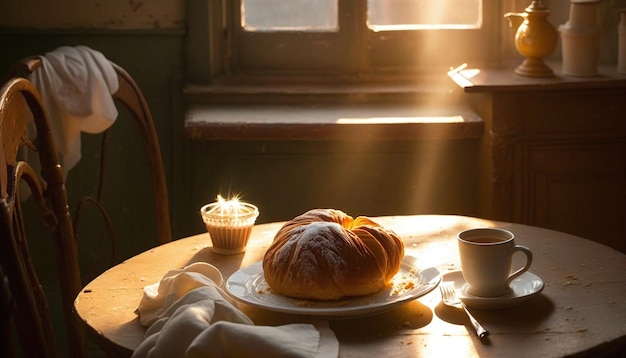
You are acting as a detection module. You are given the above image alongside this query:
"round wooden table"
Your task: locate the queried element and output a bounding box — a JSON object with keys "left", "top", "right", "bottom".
{"left": 74, "top": 215, "right": 626, "bottom": 357}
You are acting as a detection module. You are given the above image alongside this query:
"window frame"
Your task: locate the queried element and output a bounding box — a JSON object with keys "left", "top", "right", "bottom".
{"left": 188, "top": 0, "right": 502, "bottom": 83}
{"left": 234, "top": 0, "right": 498, "bottom": 76}
{"left": 186, "top": 0, "right": 508, "bottom": 85}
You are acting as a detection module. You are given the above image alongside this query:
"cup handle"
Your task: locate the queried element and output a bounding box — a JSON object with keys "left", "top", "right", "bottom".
{"left": 505, "top": 245, "right": 533, "bottom": 287}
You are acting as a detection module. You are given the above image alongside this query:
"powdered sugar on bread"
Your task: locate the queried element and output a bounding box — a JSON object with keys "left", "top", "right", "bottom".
{"left": 262, "top": 209, "right": 404, "bottom": 300}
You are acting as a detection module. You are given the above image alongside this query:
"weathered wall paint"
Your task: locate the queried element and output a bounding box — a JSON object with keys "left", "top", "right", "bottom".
{"left": 0, "top": 0, "right": 184, "bottom": 29}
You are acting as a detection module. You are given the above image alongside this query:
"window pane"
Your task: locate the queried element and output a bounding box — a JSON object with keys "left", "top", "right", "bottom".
{"left": 242, "top": 0, "right": 338, "bottom": 32}
{"left": 367, "top": 0, "right": 483, "bottom": 31}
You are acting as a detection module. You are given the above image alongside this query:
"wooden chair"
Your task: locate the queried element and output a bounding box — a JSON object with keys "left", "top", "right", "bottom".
{"left": 10, "top": 56, "right": 172, "bottom": 267}
{"left": 4, "top": 54, "right": 172, "bottom": 356}
{"left": 0, "top": 77, "right": 84, "bottom": 357}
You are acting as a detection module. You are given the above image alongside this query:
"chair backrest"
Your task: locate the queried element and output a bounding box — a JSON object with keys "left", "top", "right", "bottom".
{"left": 11, "top": 56, "right": 172, "bottom": 265}
{"left": 0, "top": 77, "right": 84, "bottom": 357}
{"left": 108, "top": 61, "right": 172, "bottom": 245}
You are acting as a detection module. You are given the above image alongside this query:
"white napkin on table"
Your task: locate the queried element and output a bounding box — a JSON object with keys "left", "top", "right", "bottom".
{"left": 28, "top": 45, "right": 119, "bottom": 174}
{"left": 134, "top": 262, "right": 339, "bottom": 358}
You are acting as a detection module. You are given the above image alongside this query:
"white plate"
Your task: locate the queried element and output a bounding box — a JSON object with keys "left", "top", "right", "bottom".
{"left": 442, "top": 270, "right": 544, "bottom": 310}
{"left": 226, "top": 256, "right": 441, "bottom": 318}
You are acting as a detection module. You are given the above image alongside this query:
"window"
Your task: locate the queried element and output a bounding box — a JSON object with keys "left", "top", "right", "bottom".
{"left": 242, "top": 0, "right": 338, "bottom": 31}
{"left": 184, "top": 0, "right": 501, "bottom": 140}
{"left": 242, "top": 0, "right": 483, "bottom": 32}
{"left": 190, "top": 0, "right": 500, "bottom": 82}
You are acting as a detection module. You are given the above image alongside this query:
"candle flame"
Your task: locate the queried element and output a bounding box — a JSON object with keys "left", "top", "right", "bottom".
{"left": 209, "top": 194, "right": 247, "bottom": 217}
{"left": 201, "top": 194, "right": 259, "bottom": 228}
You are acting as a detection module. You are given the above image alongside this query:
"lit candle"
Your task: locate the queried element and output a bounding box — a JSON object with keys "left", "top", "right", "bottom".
{"left": 200, "top": 195, "right": 259, "bottom": 254}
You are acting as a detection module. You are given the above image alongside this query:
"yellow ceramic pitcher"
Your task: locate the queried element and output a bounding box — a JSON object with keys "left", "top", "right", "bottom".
{"left": 505, "top": 0, "right": 558, "bottom": 77}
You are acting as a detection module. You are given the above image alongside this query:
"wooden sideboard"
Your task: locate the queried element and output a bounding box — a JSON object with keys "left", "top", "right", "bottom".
{"left": 451, "top": 63, "right": 626, "bottom": 253}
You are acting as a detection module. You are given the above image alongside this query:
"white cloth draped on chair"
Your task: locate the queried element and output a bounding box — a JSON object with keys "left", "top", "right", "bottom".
{"left": 28, "top": 45, "right": 119, "bottom": 173}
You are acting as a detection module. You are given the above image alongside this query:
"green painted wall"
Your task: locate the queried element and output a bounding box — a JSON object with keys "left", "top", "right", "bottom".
{"left": 183, "top": 139, "right": 480, "bottom": 233}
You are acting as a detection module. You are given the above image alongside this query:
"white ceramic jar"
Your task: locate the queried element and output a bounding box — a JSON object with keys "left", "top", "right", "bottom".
{"left": 559, "top": 0, "right": 602, "bottom": 76}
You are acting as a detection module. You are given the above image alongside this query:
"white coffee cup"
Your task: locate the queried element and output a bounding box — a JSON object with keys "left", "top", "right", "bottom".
{"left": 458, "top": 228, "right": 533, "bottom": 297}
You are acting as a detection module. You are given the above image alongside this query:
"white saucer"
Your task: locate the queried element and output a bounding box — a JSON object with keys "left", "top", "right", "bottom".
{"left": 442, "top": 270, "right": 544, "bottom": 310}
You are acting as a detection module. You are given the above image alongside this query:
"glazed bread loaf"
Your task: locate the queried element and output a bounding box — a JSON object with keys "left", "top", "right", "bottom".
{"left": 262, "top": 209, "right": 404, "bottom": 300}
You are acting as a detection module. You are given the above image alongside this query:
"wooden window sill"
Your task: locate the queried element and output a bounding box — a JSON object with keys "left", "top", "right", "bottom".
{"left": 183, "top": 77, "right": 485, "bottom": 141}
{"left": 184, "top": 103, "right": 484, "bottom": 141}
